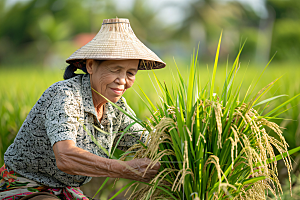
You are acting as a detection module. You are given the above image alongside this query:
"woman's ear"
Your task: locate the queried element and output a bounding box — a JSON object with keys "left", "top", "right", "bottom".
{"left": 86, "top": 59, "right": 93, "bottom": 74}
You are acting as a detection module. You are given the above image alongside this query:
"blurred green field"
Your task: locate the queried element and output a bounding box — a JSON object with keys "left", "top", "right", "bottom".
{"left": 0, "top": 60, "right": 299, "bottom": 198}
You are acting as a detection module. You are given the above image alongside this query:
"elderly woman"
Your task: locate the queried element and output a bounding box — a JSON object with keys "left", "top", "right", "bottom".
{"left": 1, "top": 18, "right": 165, "bottom": 200}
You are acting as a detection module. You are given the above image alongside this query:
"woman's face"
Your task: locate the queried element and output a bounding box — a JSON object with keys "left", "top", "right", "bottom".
{"left": 86, "top": 59, "right": 139, "bottom": 104}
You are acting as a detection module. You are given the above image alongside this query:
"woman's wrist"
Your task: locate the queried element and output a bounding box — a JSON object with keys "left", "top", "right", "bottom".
{"left": 108, "top": 159, "right": 142, "bottom": 180}
{"left": 104, "top": 159, "right": 127, "bottom": 179}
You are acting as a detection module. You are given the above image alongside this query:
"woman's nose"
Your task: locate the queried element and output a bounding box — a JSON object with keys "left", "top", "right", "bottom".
{"left": 116, "top": 74, "right": 126, "bottom": 85}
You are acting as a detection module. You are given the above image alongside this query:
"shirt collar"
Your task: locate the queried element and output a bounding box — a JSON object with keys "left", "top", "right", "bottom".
{"left": 81, "top": 74, "right": 116, "bottom": 123}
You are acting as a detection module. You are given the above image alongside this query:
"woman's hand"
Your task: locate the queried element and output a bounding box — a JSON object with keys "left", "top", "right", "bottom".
{"left": 120, "top": 158, "right": 160, "bottom": 182}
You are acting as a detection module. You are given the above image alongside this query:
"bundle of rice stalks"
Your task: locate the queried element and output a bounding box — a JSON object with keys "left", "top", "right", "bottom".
{"left": 92, "top": 34, "right": 300, "bottom": 200}
{"left": 116, "top": 34, "right": 300, "bottom": 200}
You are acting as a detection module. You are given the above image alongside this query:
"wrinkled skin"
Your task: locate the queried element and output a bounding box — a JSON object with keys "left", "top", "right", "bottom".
{"left": 86, "top": 59, "right": 138, "bottom": 121}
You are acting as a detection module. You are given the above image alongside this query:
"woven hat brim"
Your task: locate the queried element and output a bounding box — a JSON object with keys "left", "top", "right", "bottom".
{"left": 66, "top": 19, "right": 166, "bottom": 70}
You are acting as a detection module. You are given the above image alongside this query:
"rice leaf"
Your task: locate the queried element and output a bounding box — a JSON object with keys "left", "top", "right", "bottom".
{"left": 93, "top": 177, "right": 110, "bottom": 199}
{"left": 253, "top": 94, "right": 288, "bottom": 107}
{"left": 108, "top": 181, "right": 136, "bottom": 200}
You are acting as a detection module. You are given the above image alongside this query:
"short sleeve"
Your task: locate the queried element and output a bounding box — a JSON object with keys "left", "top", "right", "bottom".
{"left": 114, "top": 98, "right": 148, "bottom": 151}
{"left": 45, "top": 86, "right": 81, "bottom": 146}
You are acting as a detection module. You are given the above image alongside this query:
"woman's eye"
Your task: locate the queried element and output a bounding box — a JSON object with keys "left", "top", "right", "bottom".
{"left": 127, "top": 72, "right": 134, "bottom": 76}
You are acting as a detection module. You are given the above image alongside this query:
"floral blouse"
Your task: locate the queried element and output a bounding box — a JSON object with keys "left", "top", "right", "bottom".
{"left": 4, "top": 74, "right": 146, "bottom": 188}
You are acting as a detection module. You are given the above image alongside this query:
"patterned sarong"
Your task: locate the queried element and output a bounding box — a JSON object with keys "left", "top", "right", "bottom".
{"left": 0, "top": 165, "right": 90, "bottom": 200}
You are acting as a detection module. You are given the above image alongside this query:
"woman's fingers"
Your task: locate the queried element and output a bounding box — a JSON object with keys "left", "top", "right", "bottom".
{"left": 124, "top": 158, "right": 160, "bottom": 182}
{"left": 152, "top": 162, "right": 161, "bottom": 170}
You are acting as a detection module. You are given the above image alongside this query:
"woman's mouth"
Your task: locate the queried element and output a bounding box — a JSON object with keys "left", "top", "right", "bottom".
{"left": 111, "top": 88, "right": 124, "bottom": 95}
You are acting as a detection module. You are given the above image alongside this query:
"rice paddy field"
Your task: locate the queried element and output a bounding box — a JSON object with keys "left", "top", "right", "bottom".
{"left": 0, "top": 58, "right": 299, "bottom": 199}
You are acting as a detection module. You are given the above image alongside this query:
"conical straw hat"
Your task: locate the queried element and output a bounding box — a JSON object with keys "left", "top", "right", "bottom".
{"left": 66, "top": 18, "right": 166, "bottom": 70}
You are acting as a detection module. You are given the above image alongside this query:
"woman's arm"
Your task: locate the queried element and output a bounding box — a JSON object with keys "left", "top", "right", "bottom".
{"left": 53, "top": 140, "right": 160, "bottom": 182}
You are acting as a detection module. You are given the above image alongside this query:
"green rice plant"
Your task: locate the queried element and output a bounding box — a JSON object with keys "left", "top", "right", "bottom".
{"left": 99, "top": 34, "right": 300, "bottom": 199}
